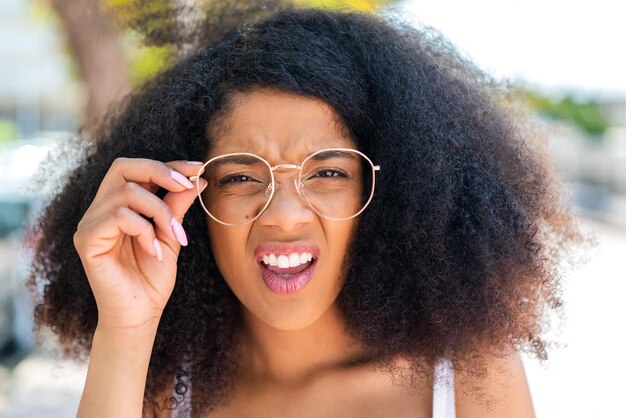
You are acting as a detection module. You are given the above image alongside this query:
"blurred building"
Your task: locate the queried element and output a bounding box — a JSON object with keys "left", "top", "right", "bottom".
{"left": 0, "top": 0, "right": 80, "bottom": 139}
{"left": 547, "top": 96, "right": 626, "bottom": 226}
{"left": 598, "top": 99, "right": 626, "bottom": 128}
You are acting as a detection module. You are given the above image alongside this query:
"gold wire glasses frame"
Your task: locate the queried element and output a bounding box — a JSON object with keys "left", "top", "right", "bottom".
{"left": 189, "top": 147, "right": 381, "bottom": 226}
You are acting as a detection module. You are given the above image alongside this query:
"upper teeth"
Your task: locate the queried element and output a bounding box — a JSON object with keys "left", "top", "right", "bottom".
{"left": 262, "top": 252, "right": 313, "bottom": 268}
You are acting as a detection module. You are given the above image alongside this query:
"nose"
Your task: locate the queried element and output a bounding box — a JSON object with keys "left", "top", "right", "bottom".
{"left": 257, "top": 173, "right": 316, "bottom": 231}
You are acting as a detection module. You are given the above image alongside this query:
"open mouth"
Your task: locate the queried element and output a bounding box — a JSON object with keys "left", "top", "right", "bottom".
{"left": 254, "top": 243, "right": 320, "bottom": 296}
{"left": 258, "top": 256, "right": 318, "bottom": 296}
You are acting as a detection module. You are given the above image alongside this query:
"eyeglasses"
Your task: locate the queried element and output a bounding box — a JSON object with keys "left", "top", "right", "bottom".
{"left": 189, "top": 148, "right": 380, "bottom": 226}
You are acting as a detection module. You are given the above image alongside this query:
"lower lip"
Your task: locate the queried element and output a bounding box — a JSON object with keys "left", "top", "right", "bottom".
{"left": 259, "top": 260, "right": 316, "bottom": 296}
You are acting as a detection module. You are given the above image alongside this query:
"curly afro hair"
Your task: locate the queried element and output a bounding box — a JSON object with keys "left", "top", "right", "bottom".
{"left": 27, "top": 4, "right": 586, "bottom": 417}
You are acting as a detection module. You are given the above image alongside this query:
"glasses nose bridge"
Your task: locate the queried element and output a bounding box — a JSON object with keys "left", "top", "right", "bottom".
{"left": 267, "top": 163, "right": 303, "bottom": 198}
{"left": 271, "top": 163, "right": 300, "bottom": 173}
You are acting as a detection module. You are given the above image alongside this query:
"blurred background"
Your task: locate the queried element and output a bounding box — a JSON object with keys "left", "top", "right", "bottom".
{"left": 0, "top": 0, "right": 624, "bottom": 417}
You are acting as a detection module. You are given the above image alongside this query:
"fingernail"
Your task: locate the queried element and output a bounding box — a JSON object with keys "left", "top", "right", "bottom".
{"left": 170, "top": 218, "right": 188, "bottom": 246}
{"left": 199, "top": 178, "right": 208, "bottom": 192}
{"left": 184, "top": 160, "right": 204, "bottom": 166}
{"left": 170, "top": 169, "right": 194, "bottom": 189}
{"left": 153, "top": 239, "right": 163, "bottom": 261}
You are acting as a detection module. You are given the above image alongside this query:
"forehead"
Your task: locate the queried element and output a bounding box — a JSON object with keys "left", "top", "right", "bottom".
{"left": 206, "top": 88, "right": 355, "bottom": 162}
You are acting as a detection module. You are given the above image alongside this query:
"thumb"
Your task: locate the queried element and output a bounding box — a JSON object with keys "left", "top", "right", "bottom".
{"left": 160, "top": 178, "right": 207, "bottom": 245}
{"left": 164, "top": 178, "right": 207, "bottom": 219}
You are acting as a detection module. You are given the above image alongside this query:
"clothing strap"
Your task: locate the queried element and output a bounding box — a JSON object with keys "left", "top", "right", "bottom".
{"left": 432, "top": 358, "right": 456, "bottom": 418}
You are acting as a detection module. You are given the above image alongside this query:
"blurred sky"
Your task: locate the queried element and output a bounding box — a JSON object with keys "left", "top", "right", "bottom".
{"left": 400, "top": 0, "right": 626, "bottom": 99}
{"left": 2, "top": 0, "right": 625, "bottom": 107}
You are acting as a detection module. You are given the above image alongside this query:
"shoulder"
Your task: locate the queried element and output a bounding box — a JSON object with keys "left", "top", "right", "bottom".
{"left": 454, "top": 350, "right": 535, "bottom": 418}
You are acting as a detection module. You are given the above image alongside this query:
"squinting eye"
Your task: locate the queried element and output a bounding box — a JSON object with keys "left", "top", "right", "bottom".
{"left": 312, "top": 169, "right": 347, "bottom": 178}
{"left": 219, "top": 174, "right": 257, "bottom": 185}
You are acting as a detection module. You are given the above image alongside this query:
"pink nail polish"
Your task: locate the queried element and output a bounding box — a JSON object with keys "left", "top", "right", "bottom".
{"left": 184, "top": 161, "right": 204, "bottom": 166}
{"left": 153, "top": 239, "right": 163, "bottom": 261}
{"left": 199, "top": 178, "right": 208, "bottom": 192}
{"left": 170, "top": 218, "right": 188, "bottom": 246}
{"left": 170, "top": 169, "right": 194, "bottom": 189}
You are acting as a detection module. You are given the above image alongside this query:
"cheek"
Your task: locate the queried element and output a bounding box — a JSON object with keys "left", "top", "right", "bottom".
{"left": 324, "top": 220, "right": 358, "bottom": 270}
{"left": 207, "top": 221, "right": 246, "bottom": 280}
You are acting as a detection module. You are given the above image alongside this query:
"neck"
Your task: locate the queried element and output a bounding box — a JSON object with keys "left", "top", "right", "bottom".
{"left": 237, "top": 302, "right": 370, "bottom": 387}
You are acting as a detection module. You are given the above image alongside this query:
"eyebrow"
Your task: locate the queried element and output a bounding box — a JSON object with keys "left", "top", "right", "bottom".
{"left": 209, "top": 149, "right": 358, "bottom": 166}
{"left": 210, "top": 155, "right": 265, "bottom": 168}
{"left": 309, "top": 150, "right": 357, "bottom": 162}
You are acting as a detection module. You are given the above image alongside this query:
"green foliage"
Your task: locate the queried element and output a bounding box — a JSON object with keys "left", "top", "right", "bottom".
{"left": 303, "top": 0, "right": 395, "bottom": 12}
{"left": 0, "top": 119, "right": 20, "bottom": 143}
{"left": 128, "top": 44, "right": 172, "bottom": 84}
{"left": 525, "top": 91, "right": 610, "bottom": 137}
{"left": 109, "top": 0, "right": 398, "bottom": 84}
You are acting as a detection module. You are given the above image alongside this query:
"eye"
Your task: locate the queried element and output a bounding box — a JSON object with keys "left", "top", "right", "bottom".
{"left": 311, "top": 168, "right": 348, "bottom": 179}
{"left": 218, "top": 174, "right": 258, "bottom": 185}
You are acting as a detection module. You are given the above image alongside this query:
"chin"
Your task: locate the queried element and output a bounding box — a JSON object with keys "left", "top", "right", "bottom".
{"left": 247, "top": 299, "right": 334, "bottom": 332}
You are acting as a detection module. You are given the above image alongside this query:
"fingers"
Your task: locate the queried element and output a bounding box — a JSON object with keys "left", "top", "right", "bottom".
{"left": 80, "top": 181, "right": 206, "bottom": 247}
{"left": 162, "top": 177, "right": 207, "bottom": 224}
{"left": 74, "top": 206, "right": 162, "bottom": 262}
{"left": 76, "top": 158, "right": 208, "bottom": 262}
{"left": 94, "top": 158, "right": 205, "bottom": 203}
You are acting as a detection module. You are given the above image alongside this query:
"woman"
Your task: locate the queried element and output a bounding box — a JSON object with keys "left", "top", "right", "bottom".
{"left": 27, "top": 4, "right": 584, "bottom": 418}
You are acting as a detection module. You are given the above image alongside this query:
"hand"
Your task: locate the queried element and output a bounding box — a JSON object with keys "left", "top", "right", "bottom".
{"left": 73, "top": 157, "right": 207, "bottom": 332}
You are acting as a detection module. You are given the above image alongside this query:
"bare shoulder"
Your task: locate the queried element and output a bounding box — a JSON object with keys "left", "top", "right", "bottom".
{"left": 455, "top": 351, "right": 535, "bottom": 418}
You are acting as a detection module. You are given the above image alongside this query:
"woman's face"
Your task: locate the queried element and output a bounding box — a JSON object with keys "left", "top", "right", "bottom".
{"left": 205, "top": 88, "right": 358, "bottom": 331}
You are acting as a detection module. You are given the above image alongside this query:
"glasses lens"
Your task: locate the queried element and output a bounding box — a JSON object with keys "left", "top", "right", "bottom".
{"left": 200, "top": 154, "right": 272, "bottom": 225}
{"left": 299, "top": 149, "right": 373, "bottom": 220}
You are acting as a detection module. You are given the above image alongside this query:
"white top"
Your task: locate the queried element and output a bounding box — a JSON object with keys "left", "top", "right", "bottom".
{"left": 172, "top": 358, "right": 456, "bottom": 418}
{"left": 433, "top": 358, "right": 456, "bottom": 418}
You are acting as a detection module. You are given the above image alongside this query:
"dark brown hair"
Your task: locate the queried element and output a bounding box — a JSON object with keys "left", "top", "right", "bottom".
{"left": 27, "top": 5, "right": 586, "bottom": 417}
